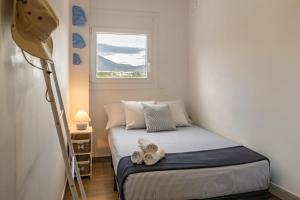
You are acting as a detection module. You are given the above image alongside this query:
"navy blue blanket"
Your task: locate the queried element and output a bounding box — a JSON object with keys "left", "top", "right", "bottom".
{"left": 117, "top": 146, "right": 269, "bottom": 200}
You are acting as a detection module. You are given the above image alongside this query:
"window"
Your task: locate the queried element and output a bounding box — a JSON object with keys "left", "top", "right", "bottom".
{"left": 95, "top": 33, "right": 148, "bottom": 79}
{"left": 90, "top": 26, "right": 157, "bottom": 89}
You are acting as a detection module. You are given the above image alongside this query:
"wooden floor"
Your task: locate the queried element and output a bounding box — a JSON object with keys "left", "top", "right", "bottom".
{"left": 64, "top": 158, "right": 118, "bottom": 200}
{"left": 64, "top": 159, "right": 281, "bottom": 200}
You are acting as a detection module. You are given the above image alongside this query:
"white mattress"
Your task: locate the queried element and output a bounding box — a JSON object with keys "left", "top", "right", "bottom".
{"left": 108, "top": 126, "right": 270, "bottom": 200}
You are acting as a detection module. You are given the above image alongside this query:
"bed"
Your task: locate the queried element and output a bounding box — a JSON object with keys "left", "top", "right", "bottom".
{"left": 108, "top": 125, "right": 270, "bottom": 200}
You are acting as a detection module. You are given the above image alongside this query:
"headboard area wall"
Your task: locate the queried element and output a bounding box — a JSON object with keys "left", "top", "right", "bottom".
{"left": 88, "top": 0, "right": 189, "bottom": 157}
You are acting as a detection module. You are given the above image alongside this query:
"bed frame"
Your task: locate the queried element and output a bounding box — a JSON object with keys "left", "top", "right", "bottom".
{"left": 110, "top": 157, "right": 270, "bottom": 200}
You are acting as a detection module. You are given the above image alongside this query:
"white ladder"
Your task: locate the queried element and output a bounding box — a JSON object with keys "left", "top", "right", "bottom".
{"left": 40, "top": 59, "right": 87, "bottom": 200}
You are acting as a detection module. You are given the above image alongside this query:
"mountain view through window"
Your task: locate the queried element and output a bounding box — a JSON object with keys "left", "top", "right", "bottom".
{"left": 96, "top": 33, "right": 147, "bottom": 78}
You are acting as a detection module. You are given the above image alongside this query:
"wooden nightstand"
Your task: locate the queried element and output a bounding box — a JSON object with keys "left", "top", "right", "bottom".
{"left": 70, "top": 126, "right": 93, "bottom": 178}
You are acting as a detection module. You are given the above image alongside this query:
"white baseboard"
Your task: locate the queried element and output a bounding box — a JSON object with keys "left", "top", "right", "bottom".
{"left": 60, "top": 177, "right": 67, "bottom": 200}
{"left": 270, "top": 182, "right": 300, "bottom": 200}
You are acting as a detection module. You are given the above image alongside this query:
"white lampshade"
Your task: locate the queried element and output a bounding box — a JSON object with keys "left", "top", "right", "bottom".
{"left": 74, "top": 110, "right": 91, "bottom": 122}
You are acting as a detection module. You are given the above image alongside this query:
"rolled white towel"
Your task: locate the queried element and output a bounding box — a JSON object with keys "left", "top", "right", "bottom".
{"left": 138, "top": 138, "right": 158, "bottom": 153}
{"left": 143, "top": 149, "right": 165, "bottom": 165}
{"left": 131, "top": 149, "right": 144, "bottom": 164}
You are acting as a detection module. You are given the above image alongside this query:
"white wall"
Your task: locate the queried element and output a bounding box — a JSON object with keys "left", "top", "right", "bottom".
{"left": 0, "top": 0, "right": 70, "bottom": 199}
{"left": 89, "top": 0, "right": 189, "bottom": 156}
{"left": 188, "top": 0, "right": 300, "bottom": 197}
{"left": 69, "top": 0, "right": 90, "bottom": 122}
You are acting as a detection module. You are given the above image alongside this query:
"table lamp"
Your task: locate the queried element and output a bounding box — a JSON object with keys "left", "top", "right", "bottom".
{"left": 74, "top": 110, "right": 91, "bottom": 130}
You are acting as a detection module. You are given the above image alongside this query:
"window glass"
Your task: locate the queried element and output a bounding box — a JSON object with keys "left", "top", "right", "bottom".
{"left": 96, "top": 33, "right": 148, "bottom": 78}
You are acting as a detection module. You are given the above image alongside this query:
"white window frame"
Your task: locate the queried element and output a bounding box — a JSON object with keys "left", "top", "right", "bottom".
{"left": 90, "top": 27, "right": 154, "bottom": 85}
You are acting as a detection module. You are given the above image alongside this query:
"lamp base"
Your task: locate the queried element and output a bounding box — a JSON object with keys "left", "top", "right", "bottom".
{"left": 76, "top": 123, "right": 88, "bottom": 130}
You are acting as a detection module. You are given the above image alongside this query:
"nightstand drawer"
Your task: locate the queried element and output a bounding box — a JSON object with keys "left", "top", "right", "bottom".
{"left": 78, "top": 160, "right": 90, "bottom": 175}
{"left": 76, "top": 155, "right": 90, "bottom": 175}
{"left": 72, "top": 139, "right": 90, "bottom": 153}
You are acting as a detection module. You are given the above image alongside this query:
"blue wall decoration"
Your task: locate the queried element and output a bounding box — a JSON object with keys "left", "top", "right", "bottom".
{"left": 72, "top": 33, "right": 86, "bottom": 49}
{"left": 72, "top": 5, "right": 87, "bottom": 26}
{"left": 73, "top": 53, "right": 82, "bottom": 65}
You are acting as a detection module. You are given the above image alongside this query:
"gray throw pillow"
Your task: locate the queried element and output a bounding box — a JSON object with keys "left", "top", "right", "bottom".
{"left": 142, "top": 104, "right": 176, "bottom": 132}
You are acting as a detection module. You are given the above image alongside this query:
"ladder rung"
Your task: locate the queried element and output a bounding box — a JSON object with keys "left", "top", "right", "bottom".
{"left": 59, "top": 110, "right": 64, "bottom": 121}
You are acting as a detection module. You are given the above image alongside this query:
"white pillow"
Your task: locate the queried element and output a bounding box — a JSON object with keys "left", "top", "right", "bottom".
{"left": 157, "top": 100, "right": 192, "bottom": 127}
{"left": 104, "top": 103, "right": 126, "bottom": 130}
{"left": 122, "top": 100, "right": 155, "bottom": 130}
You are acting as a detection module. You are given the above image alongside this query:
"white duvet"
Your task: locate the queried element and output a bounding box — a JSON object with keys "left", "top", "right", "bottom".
{"left": 108, "top": 125, "right": 270, "bottom": 200}
{"left": 109, "top": 125, "right": 239, "bottom": 171}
